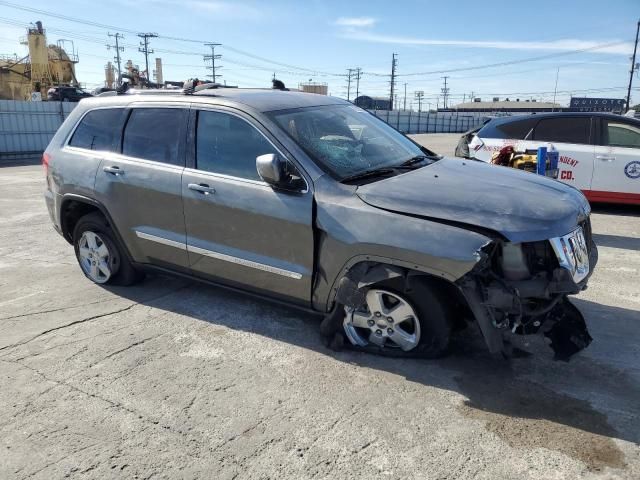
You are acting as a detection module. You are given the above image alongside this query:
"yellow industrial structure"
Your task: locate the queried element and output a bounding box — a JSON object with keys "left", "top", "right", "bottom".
{"left": 0, "top": 21, "right": 79, "bottom": 100}
{"left": 299, "top": 82, "right": 328, "bottom": 95}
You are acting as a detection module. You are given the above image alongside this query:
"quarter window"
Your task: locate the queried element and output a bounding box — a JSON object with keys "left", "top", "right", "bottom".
{"left": 196, "top": 110, "right": 277, "bottom": 180}
{"left": 533, "top": 117, "right": 591, "bottom": 144}
{"left": 122, "top": 108, "right": 188, "bottom": 165}
{"left": 69, "top": 108, "right": 124, "bottom": 152}
{"left": 606, "top": 121, "right": 640, "bottom": 148}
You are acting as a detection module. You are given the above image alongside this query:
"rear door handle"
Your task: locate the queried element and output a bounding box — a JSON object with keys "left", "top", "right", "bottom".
{"left": 596, "top": 155, "right": 615, "bottom": 162}
{"left": 103, "top": 165, "right": 124, "bottom": 175}
{"left": 188, "top": 183, "right": 216, "bottom": 195}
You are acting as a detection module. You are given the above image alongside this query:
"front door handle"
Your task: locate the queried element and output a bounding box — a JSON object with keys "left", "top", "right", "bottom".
{"left": 103, "top": 165, "right": 124, "bottom": 175}
{"left": 596, "top": 155, "right": 616, "bottom": 162}
{"left": 188, "top": 183, "right": 216, "bottom": 195}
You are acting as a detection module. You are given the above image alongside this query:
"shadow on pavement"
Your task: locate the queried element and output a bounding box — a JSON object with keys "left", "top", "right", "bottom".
{"left": 593, "top": 233, "right": 640, "bottom": 251}
{"left": 106, "top": 275, "right": 639, "bottom": 472}
{"left": 591, "top": 203, "right": 640, "bottom": 217}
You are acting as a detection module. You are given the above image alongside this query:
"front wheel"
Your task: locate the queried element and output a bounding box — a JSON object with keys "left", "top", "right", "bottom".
{"left": 342, "top": 279, "right": 452, "bottom": 358}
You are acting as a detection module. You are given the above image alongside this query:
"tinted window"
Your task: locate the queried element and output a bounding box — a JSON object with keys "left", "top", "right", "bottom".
{"left": 606, "top": 121, "right": 640, "bottom": 148}
{"left": 122, "top": 108, "right": 188, "bottom": 165}
{"left": 533, "top": 117, "right": 590, "bottom": 144}
{"left": 196, "top": 111, "right": 277, "bottom": 180}
{"left": 69, "top": 108, "right": 124, "bottom": 152}
{"left": 479, "top": 117, "right": 537, "bottom": 140}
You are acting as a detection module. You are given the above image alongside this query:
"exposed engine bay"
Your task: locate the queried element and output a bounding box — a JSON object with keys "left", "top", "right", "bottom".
{"left": 458, "top": 218, "right": 597, "bottom": 360}
{"left": 322, "top": 218, "right": 597, "bottom": 361}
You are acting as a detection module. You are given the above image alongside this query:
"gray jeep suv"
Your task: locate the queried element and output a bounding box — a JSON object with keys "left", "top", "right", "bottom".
{"left": 43, "top": 87, "right": 597, "bottom": 360}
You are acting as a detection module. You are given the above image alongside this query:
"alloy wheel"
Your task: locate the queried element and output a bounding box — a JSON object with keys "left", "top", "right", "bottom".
{"left": 343, "top": 289, "right": 421, "bottom": 351}
{"left": 77, "top": 231, "right": 114, "bottom": 284}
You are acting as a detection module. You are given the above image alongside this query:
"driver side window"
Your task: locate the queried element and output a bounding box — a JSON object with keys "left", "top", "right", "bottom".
{"left": 196, "top": 110, "right": 277, "bottom": 181}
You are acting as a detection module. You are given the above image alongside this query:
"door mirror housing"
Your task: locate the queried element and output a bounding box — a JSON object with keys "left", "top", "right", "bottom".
{"left": 256, "top": 153, "right": 285, "bottom": 185}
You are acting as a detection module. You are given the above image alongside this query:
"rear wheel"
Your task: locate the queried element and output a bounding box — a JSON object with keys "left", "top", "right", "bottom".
{"left": 342, "top": 279, "right": 451, "bottom": 358}
{"left": 73, "top": 212, "right": 144, "bottom": 286}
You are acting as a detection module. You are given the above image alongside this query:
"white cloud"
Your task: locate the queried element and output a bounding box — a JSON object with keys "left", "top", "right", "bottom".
{"left": 334, "top": 17, "right": 377, "bottom": 28}
{"left": 340, "top": 30, "right": 634, "bottom": 55}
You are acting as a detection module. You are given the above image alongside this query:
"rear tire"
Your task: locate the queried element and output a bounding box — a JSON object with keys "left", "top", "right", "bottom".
{"left": 73, "top": 212, "right": 144, "bottom": 286}
{"left": 342, "top": 277, "right": 452, "bottom": 358}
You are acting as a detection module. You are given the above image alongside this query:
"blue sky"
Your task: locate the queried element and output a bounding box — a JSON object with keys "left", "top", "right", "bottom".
{"left": 0, "top": 0, "right": 638, "bottom": 107}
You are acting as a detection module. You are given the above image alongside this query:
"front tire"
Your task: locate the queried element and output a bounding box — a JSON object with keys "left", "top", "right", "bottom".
{"left": 73, "top": 212, "right": 144, "bottom": 286}
{"left": 342, "top": 278, "right": 452, "bottom": 358}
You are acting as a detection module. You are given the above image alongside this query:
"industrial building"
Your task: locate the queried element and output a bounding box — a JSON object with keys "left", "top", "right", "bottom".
{"left": 0, "top": 21, "right": 79, "bottom": 100}
{"left": 450, "top": 99, "right": 561, "bottom": 112}
{"left": 299, "top": 82, "right": 328, "bottom": 95}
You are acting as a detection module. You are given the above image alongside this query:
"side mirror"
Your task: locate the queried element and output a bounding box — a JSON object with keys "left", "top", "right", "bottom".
{"left": 256, "top": 153, "right": 285, "bottom": 185}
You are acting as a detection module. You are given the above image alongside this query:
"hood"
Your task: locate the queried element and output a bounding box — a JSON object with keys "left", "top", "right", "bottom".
{"left": 356, "top": 157, "right": 590, "bottom": 243}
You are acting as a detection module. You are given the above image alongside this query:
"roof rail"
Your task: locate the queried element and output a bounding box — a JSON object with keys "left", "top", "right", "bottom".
{"left": 183, "top": 82, "right": 234, "bottom": 95}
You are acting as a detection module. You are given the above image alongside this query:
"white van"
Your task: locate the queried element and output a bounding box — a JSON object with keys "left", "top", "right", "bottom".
{"left": 464, "top": 113, "right": 640, "bottom": 205}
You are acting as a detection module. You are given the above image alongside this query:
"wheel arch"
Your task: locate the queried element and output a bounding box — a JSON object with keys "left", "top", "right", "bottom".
{"left": 325, "top": 256, "right": 472, "bottom": 325}
{"left": 59, "top": 194, "right": 134, "bottom": 263}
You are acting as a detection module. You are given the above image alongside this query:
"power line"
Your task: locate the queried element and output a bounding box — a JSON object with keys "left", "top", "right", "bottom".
{"left": 441, "top": 76, "right": 450, "bottom": 109}
{"left": 0, "top": 2, "right": 346, "bottom": 76}
{"left": 389, "top": 53, "right": 398, "bottom": 111}
{"left": 626, "top": 19, "right": 640, "bottom": 110}
{"left": 204, "top": 42, "right": 222, "bottom": 83}
{"left": 106, "top": 32, "right": 124, "bottom": 86}
{"left": 360, "top": 40, "right": 631, "bottom": 77}
{"left": 137, "top": 33, "right": 157, "bottom": 82}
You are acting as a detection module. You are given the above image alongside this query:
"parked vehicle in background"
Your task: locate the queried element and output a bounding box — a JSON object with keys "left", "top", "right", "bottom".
{"left": 47, "top": 86, "right": 93, "bottom": 102}
{"left": 43, "top": 88, "right": 597, "bottom": 360}
{"left": 91, "top": 87, "right": 115, "bottom": 96}
{"left": 460, "top": 113, "right": 640, "bottom": 205}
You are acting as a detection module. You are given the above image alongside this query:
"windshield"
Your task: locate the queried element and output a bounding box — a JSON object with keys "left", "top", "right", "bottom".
{"left": 268, "top": 104, "right": 435, "bottom": 179}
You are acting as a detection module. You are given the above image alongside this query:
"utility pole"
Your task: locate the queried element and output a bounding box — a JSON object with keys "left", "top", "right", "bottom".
{"left": 552, "top": 67, "right": 560, "bottom": 112}
{"left": 441, "top": 76, "right": 450, "bottom": 109}
{"left": 403, "top": 83, "right": 407, "bottom": 111}
{"left": 204, "top": 43, "right": 223, "bottom": 83}
{"left": 626, "top": 19, "right": 640, "bottom": 112}
{"left": 137, "top": 33, "right": 158, "bottom": 85}
{"left": 415, "top": 91, "right": 424, "bottom": 112}
{"left": 346, "top": 68, "right": 354, "bottom": 101}
{"left": 389, "top": 53, "right": 398, "bottom": 111}
{"left": 107, "top": 32, "right": 124, "bottom": 86}
{"left": 355, "top": 67, "right": 361, "bottom": 100}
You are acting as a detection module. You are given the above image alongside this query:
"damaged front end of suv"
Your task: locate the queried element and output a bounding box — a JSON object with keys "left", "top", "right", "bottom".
{"left": 458, "top": 219, "right": 597, "bottom": 360}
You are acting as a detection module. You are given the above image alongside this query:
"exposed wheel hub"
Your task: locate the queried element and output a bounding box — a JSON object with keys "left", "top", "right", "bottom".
{"left": 343, "top": 289, "right": 421, "bottom": 351}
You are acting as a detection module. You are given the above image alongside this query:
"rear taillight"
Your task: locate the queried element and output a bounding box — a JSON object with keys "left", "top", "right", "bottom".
{"left": 42, "top": 152, "right": 51, "bottom": 185}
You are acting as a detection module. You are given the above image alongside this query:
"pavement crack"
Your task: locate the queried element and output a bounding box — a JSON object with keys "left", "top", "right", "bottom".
{"left": 0, "top": 283, "right": 191, "bottom": 355}
{"left": 88, "top": 334, "right": 163, "bottom": 367}
{"left": 0, "top": 304, "right": 138, "bottom": 354}
{"left": 0, "top": 298, "right": 113, "bottom": 321}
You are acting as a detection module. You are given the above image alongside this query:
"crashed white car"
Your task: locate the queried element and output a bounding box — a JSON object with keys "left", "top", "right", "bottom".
{"left": 460, "top": 112, "right": 640, "bottom": 205}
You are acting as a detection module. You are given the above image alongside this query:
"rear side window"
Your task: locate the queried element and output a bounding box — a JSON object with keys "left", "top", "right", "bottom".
{"left": 605, "top": 121, "right": 640, "bottom": 148}
{"left": 196, "top": 110, "right": 277, "bottom": 180}
{"left": 533, "top": 117, "right": 591, "bottom": 144}
{"left": 122, "top": 108, "right": 188, "bottom": 165}
{"left": 69, "top": 108, "right": 124, "bottom": 152}
{"left": 478, "top": 117, "right": 537, "bottom": 140}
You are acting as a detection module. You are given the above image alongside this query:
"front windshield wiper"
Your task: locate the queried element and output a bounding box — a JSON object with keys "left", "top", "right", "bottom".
{"left": 399, "top": 155, "right": 428, "bottom": 167}
{"left": 340, "top": 167, "right": 397, "bottom": 183}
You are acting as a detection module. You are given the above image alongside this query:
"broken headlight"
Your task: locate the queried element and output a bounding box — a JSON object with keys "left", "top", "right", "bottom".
{"left": 549, "top": 226, "right": 590, "bottom": 283}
